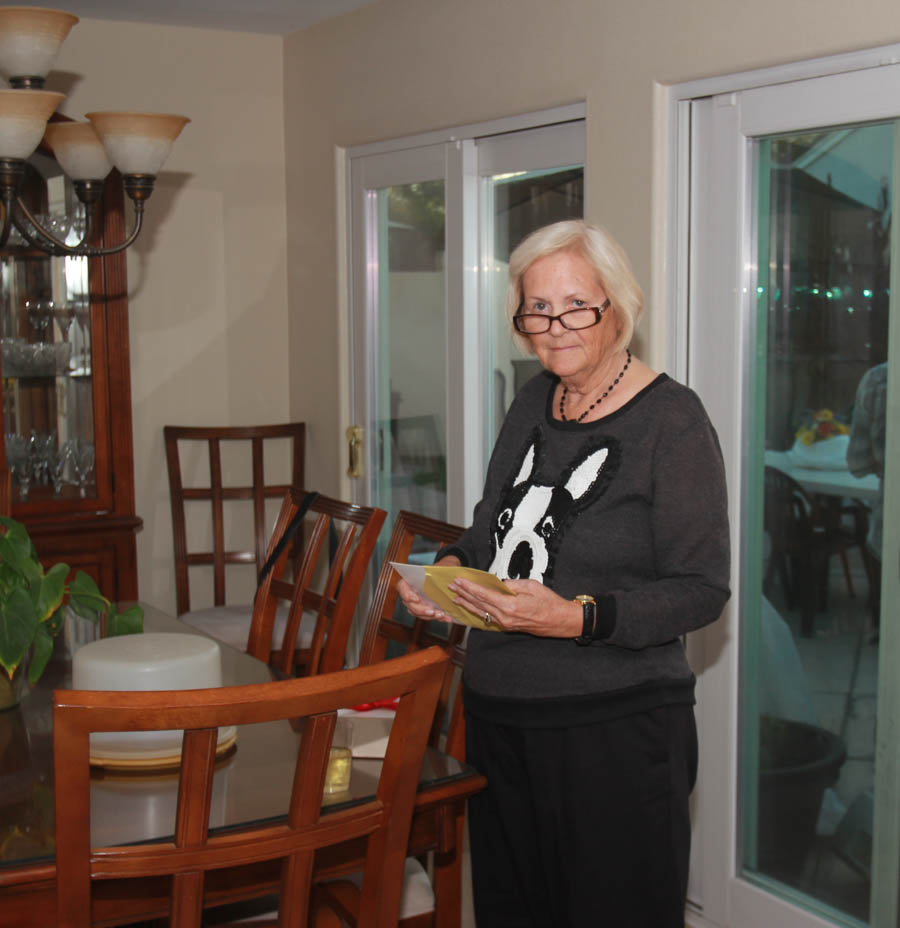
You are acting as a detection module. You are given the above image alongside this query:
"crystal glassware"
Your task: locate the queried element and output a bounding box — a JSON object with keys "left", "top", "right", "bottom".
{"left": 5, "top": 433, "right": 32, "bottom": 501}
{"left": 73, "top": 298, "right": 91, "bottom": 370}
{"left": 73, "top": 439, "right": 95, "bottom": 498}
{"left": 52, "top": 440, "right": 75, "bottom": 496}
{"left": 24, "top": 299, "right": 53, "bottom": 342}
{"left": 53, "top": 303, "right": 76, "bottom": 349}
{"left": 31, "top": 432, "right": 55, "bottom": 487}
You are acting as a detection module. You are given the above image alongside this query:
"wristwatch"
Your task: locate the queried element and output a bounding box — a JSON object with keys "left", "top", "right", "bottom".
{"left": 573, "top": 594, "right": 597, "bottom": 646}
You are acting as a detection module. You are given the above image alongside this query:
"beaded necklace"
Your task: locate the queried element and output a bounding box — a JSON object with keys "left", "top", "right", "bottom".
{"left": 559, "top": 349, "right": 632, "bottom": 423}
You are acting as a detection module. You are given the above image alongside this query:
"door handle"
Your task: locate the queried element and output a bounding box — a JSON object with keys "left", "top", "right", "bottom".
{"left": 346, "top": 426, "right": 363, "bottom": 478}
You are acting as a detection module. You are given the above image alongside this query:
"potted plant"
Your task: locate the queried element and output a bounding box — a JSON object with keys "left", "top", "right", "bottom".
{"left": 0, "top": 516, "right": 143, "bottom": 709}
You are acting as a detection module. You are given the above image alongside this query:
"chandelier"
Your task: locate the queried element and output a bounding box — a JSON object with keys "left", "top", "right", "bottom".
{"left": 0, "top": 6, "right": 189, "bottom": 257}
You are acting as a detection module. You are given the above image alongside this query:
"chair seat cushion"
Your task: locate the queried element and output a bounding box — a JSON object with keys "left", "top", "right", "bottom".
{"left": 182, "top": 603, "right": 314, "bottom": 653}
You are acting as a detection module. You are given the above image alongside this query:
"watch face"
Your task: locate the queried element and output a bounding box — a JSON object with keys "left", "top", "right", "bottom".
{"left": 574, "top": 594, "right": 596, "bottom": 604}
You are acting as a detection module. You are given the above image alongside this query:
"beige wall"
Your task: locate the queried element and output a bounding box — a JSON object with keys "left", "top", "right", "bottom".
{"left": 283, "top": 0, "right": 900, "bottom": 498}
{"left": 54, "top": 20, "right": 289, "bottom": 612}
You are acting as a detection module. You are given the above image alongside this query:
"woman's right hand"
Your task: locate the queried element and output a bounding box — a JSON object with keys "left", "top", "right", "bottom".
{"left": 396, "top": 554, "right": 461, "bottom": 622}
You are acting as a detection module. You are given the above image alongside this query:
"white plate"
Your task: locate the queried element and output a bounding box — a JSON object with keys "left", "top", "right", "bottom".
{"left": 89, "top": 726, "right": 237, "bottom": 770}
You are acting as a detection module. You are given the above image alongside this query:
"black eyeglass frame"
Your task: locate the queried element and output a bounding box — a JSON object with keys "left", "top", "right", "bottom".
{"left": 513, "top": 298, "right": 611, "bottom": 334}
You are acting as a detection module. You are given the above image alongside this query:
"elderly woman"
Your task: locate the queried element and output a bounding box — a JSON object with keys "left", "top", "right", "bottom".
{"left": 399, "top": 219, "right": 730, "bottom": 927}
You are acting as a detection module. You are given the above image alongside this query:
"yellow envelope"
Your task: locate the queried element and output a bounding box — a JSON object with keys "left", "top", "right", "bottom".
{"left": 390, "top": 563, "right": 513, "bottom": 631}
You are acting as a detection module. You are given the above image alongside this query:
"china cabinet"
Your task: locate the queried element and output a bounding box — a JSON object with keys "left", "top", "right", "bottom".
{"left": 0, "top": 146, "right": 141, "bottom": 599}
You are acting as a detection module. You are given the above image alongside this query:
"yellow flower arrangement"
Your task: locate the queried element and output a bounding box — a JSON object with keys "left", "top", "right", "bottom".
{"left": 795, "top": 408, "right": 850, "bottom": 445}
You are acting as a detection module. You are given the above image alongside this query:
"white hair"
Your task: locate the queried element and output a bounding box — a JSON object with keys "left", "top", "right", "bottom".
{"left": 505, "top": 220, "right": 644, "bottom": 356}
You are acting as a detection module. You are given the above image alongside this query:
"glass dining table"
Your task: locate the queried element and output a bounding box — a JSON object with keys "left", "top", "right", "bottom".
{"left": 0, "top": 605, "right": 484, "bottom": 927}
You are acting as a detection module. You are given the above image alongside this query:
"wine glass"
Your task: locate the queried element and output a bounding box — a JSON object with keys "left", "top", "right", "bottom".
{"left": 73, "top": 439, "right": 95, "bottom": 498}
{"left": 73, "top": 298, "right": 91, "bottom": 369}
{"left": 52, "top": 440, "right": 75, "bottom": 496}
{"left": 5, "top": 433, "right": 31, "bottom": 502}
{"left": 31, "top": 432, "right": 54, "bottom": 487}
{"left": 52, "top": 304, "right": 76, "bottom": 373}
{"left": 53, "top": 304, "right": 76, "bottom": 344}
{"left": 24, "top": 300, "right": 53, "bottom": 343}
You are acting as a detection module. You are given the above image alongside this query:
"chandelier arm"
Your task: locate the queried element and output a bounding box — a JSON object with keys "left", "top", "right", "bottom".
{"left": 13, "top": 194, "right": 81, "bottom": 253}
{"left": 14, "top": 193, "right": 145, "bottom": 258}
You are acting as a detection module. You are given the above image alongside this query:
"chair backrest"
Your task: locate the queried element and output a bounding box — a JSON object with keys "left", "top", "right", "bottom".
{"left": 249, "top": 488, "right": 386, "bottom": 677}
{"left": 164, "top": 423, "right": 306, "bottom": 615}
{"left": 357, "top": 510, "right": 467, "bottom": 761}
{"left": 53, "top": 646, "right": 448, "bottom": 928}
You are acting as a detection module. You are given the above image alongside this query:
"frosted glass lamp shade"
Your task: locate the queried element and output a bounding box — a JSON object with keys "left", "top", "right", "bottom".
{"left": 0, "top": 7, "right": 78, "bottom": 82}
{"left": 44, "top": 120, "right": 111, "bottom": 180}
{"left": 86, "top": 112, "right": 190, "bottom": 176}
{"left": 0, "top": 88, "right": 64, "bottom": 159}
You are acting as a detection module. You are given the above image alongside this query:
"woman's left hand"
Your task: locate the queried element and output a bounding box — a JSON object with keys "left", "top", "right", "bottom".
{"left": 447, "top": 577, "right": 582, "bottom": 638}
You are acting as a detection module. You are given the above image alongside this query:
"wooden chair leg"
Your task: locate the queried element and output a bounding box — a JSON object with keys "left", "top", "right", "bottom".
{"left": 431, "top": 801, "right": 467, "bottom": 928}
{"left": 798, "top": 554, "right": 817, "bottom": 638}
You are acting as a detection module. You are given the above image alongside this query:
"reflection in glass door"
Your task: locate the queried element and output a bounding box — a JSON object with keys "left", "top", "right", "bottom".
{"left": 744, "top": 121, "right": 893, "bottom": 925}
{"left": 370, "top": 179, "right": 448, "bottom": 525}
{"left": 481, "top": 165, "right": 584, "bottom": 448}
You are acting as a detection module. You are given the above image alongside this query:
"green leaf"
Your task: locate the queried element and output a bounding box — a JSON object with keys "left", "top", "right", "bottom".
{"left": 45, "top": 606, "right": 66, "bottom": 637}
{"left": 0, "top": 586, "right": 38, "bottom": 678}
{"left": 106, "top": 605, "right": 144, "bottom": 638}
{"left": 0, "top": 521, "right": 36, "bottom": 577}
{"left": 67, "top": 571, "right": 109, "bottom": 621}
{"left": 35, "top": 562, "right": 68, "bottom": 623}
{"left": 28, "top": 623, "right": 54, "bottom": 683}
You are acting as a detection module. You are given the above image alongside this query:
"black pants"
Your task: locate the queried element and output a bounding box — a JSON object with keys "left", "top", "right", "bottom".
{"left": 465, "top": 705, "right": 698, "bottom": 928}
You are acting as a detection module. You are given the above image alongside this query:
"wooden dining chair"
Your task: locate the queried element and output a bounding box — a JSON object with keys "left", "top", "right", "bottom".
{"left": 326, "top": 510, "right": 471, "bottom": 928}
{"left": 164, "top": 422, "right": 306, "bottom": 616}
{"left": 52, "top": 646, "right": 449, "bottom": 928}
{"left": 358, "top": 509, "right": 467, "bottom": 756}
{"left": 245, "top": 488, "right": 386, "bottom": 677}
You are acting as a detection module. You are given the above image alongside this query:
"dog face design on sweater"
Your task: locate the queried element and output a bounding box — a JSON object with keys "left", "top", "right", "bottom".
{"left": 487, "top": 430, "right": 617, "bottom": 584}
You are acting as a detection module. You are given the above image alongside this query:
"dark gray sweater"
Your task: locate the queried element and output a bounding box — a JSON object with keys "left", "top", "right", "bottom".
{"left": 443, "top": 372, "right": 730, "bottom": 728}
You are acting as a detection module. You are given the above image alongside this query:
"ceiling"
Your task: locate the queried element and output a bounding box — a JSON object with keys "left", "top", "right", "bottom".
{"left": 16, "top": 0, "right": 380, "bottom": 35}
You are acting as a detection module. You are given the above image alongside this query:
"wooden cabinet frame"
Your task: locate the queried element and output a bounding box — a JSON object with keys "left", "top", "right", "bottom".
{"left": 0, "top": 169, "right": 141, "bottom": 600}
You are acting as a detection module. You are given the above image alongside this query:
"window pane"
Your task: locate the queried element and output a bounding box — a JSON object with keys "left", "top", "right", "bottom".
{"left": 372, "top": 181, "right": 447, "bottom": 525}
{"left": 744, "top": 122, "right": 891, "bottom": 924}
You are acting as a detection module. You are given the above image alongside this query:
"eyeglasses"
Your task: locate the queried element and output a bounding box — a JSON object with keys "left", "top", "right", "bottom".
{"left": 513, "top": 298, "right": 610, "bottom": 334}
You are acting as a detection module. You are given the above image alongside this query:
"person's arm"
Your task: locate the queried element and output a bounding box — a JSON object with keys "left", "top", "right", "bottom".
{"left": 598, "top": 415, "right": 731, "bottom": 649}
{"left": 847, "top": 370, "right": 876, "bottom": 477}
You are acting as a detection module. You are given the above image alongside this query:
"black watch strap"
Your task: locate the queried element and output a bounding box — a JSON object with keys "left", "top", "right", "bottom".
{"left": 573, "top": 595, "right": 597, "bottom": 646}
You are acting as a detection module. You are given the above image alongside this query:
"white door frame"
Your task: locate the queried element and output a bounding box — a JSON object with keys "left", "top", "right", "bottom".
{"left": 658, "top": 45, "right": 900, "bottom": 928}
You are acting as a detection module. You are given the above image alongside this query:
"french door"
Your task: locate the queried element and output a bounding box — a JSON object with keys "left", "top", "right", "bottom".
{"left": 346, "top": 111, "right": 585, "bottom": 530}
{"left": 685, "top": 58, "right": 900, "bottom": 927}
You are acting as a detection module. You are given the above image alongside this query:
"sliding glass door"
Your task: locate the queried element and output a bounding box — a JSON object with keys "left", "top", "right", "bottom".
{"left": 350, "top": 144, "right": 449, "bottom": 525}
{"left": 347, "top": 114, "right": 585, "bottom": 529}
{"left": 687, "top": 64, "right": 900, "bottom": 928}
